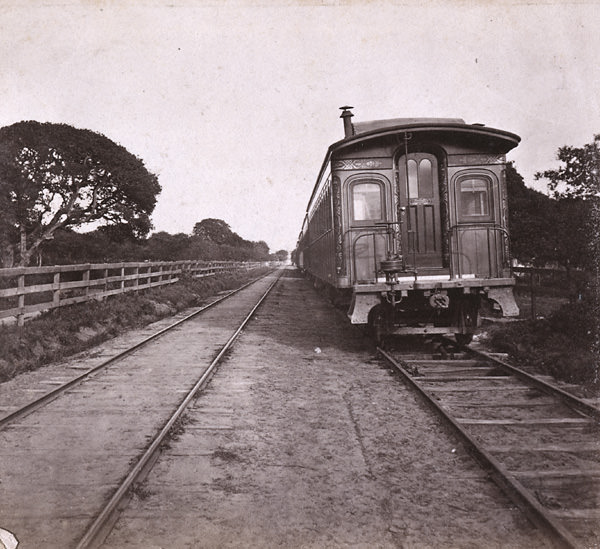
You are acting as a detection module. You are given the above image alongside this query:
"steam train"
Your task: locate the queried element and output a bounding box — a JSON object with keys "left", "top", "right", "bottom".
{"left": 295, "top": 107, "right": 520, "bottom": 345}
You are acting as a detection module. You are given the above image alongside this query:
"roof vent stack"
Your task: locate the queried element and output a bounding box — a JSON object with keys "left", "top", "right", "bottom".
{"left": 339, "top": 106, "right": 354, "bottom": 138}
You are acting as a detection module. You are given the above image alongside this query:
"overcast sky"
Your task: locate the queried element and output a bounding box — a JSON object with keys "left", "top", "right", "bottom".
{"left": 1, "top": 0, "right": 598, "bottom": 252}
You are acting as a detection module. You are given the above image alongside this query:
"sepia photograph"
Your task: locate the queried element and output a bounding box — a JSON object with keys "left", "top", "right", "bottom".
{"left": 0, "top": 1, "right": 598, "bottom": 547}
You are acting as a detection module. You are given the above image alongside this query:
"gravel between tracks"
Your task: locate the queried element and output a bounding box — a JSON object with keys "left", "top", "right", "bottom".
{"left": 103, "top": 271, "right": 551, "bottom": 549}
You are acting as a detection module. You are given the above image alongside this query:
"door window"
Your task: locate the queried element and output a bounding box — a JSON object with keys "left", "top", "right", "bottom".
{"left": 406, "top": 158, "right": 434, "bottom": 198}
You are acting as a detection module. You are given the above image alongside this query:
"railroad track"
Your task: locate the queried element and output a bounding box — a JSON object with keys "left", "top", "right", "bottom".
{"left": 378, "top": 341, "right": 600, "bottom": 549}
{"left": 0, "top": 270, "right": 281, "bottom": 549}
{"left": 0, "top": 271, "right": 273, "bottom": 431}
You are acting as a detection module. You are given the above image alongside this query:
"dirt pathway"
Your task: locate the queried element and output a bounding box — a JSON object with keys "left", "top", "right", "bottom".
{"left": 104, "top": 271, "right": 551, "bottom": 548}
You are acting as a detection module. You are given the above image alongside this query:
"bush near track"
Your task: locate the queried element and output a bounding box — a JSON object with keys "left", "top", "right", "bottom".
{"left": 0, "top": 268, "right": 270, "bottom": 383}
{"left": 485, "top": 298, "right": 599, "bottom": 395}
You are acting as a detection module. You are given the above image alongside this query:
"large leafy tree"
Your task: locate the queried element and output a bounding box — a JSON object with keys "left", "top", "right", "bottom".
{"left": 192, "top": 218, "right": 271, "bottom": 261}
{"left": 274, "top": 249, "right": 289, "bottom": 262}
{"left": 252, "top": 240, "right": 270, "bottom": 261}
{"left": 145, "top": 231, "right": 191, "bottom": 261}
{"left": 192, "top": 218, "right": 238, "bottom": 245}
{"left": 506, "top": 161, "right": 594, "bottom": 270}
{"left": 535, "top": 134, "right": 600, "bottom": 200}
{"left": 192, "top": 218, "right": 247, "bottom": 247}
{"left": 534, "top": 135, "right": 599, "bottom": 271}
{"left": 0, "top": 121, "right": 161, "bottom": 266}
{"left": 506, "top": 162, "right": 556, "bottom": 265}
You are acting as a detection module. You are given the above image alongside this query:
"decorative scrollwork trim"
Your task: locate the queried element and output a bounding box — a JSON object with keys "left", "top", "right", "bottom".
{"left": 439, "top": 161, "right": 450, "bottom": 267}
{"left": 332, "top": 158, "right": 391, "bottom": 170}
{"left": 447, "top": 154, "right": 505, "bottom": 166}
{"left": 332, "top": 176, "right": 345, "bottom": 275}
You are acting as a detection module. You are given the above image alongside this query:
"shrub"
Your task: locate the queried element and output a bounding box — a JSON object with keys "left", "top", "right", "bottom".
{"left": 488, "top": 299, "right": 599, "bottom": 393}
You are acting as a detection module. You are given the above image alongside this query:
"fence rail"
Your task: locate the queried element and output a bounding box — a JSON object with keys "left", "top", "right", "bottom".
{"left": 0, "top": 260, "right": 265, "bottom": 325}
{"left": 513, "top": 265, "right": 588, "bottom": 319}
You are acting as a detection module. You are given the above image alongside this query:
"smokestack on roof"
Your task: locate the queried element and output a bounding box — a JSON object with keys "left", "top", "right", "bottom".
{"left": 339, "top": 106, "right": 354, "bottom": 138}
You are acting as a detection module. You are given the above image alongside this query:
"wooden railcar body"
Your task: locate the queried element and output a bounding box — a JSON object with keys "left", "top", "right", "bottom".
{"left": 296, "top": 109, "right": 520, "bottom": 342}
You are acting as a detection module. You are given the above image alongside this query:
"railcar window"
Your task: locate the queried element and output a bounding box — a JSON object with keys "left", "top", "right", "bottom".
{"left": 458, "top": 178, "right": 491, "bottom": 218}
{"left": 352, "top": 182, "right": 383, "bottom": 221}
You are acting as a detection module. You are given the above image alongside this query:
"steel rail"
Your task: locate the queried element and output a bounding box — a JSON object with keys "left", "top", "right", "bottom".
{"left": 378, "top": 347, "right": 584, "bottom": 549}
{"left": 460, "top": 344, "right": 600, "bottom": 422}
{"left": 0, "top": 271, "right": 274, "bottom": 431}
{"left": 75, "top": 271, "right": 282, "bottom": 549}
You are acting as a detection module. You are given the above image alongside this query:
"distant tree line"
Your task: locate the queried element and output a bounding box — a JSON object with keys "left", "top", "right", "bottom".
{"left": 37, "top": 218, "right": 288, "bottom": 265}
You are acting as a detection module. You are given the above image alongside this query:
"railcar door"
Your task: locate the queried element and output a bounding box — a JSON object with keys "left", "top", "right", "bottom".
{"left": 451, "top": 171, "right": 502, "bottom": 278}
{"left": 348, "top": 178, "right": 388, "bottom": 283}
{"left": 397, "top": 153, "right": 443, "bottom": 269}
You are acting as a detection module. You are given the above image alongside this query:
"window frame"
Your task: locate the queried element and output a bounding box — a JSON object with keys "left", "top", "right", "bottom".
{"left": 454, "top": 173, "right": 495, "bottom": 223}
{"left": 348, "top": 178, "right": 387, "bottom": 226}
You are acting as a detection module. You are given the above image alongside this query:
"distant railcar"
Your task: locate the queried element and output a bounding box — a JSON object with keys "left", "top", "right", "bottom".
{"left": 296, "top": 107, "right": 520, "bottom": 345}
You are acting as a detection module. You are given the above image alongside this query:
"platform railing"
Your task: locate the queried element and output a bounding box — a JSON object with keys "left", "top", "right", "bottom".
{"left": 448, "top": 224, "right": 511, "bottom": 279}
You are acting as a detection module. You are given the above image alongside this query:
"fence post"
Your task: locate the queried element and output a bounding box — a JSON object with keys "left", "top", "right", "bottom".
{"left": 17, "top": 273, "right": 25, "bottom": 327}
{"left": 53, "top": 271, "right": 60, "bottom": 308}
{"left": 120, "top": 266, "right": 125, "bottom": 294}
{"left": 134, "top": 265, "right": 139, "bottom": 292}
{"left": 83, "top": 266, "right": 90, "bottom": 297}
{"left": 529, "top": 270, "right": 536, "bottom": 320}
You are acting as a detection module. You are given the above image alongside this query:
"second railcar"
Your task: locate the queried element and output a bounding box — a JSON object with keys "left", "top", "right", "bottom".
{"left": 296, "top": 107, "right": 520, "bottom": 344}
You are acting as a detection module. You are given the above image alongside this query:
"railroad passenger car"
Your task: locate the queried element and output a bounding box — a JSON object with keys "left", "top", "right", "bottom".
{"left": 296, "top": 107, "right": 521, "bottom": 345}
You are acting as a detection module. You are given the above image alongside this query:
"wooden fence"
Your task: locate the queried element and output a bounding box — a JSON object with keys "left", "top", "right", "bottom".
{"left": 0, "top": 260, "right": 264, "bottom": 326}
{"left": 513, "top": 266, "right": 588, "bottom": 319}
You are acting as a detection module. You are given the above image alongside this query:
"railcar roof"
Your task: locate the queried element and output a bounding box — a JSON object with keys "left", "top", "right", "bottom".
{"left": 332, "top": 117, "right": 520, "bottom": 152}
{"left": 353, "top": 117, "right": 466, "bottom": 134}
